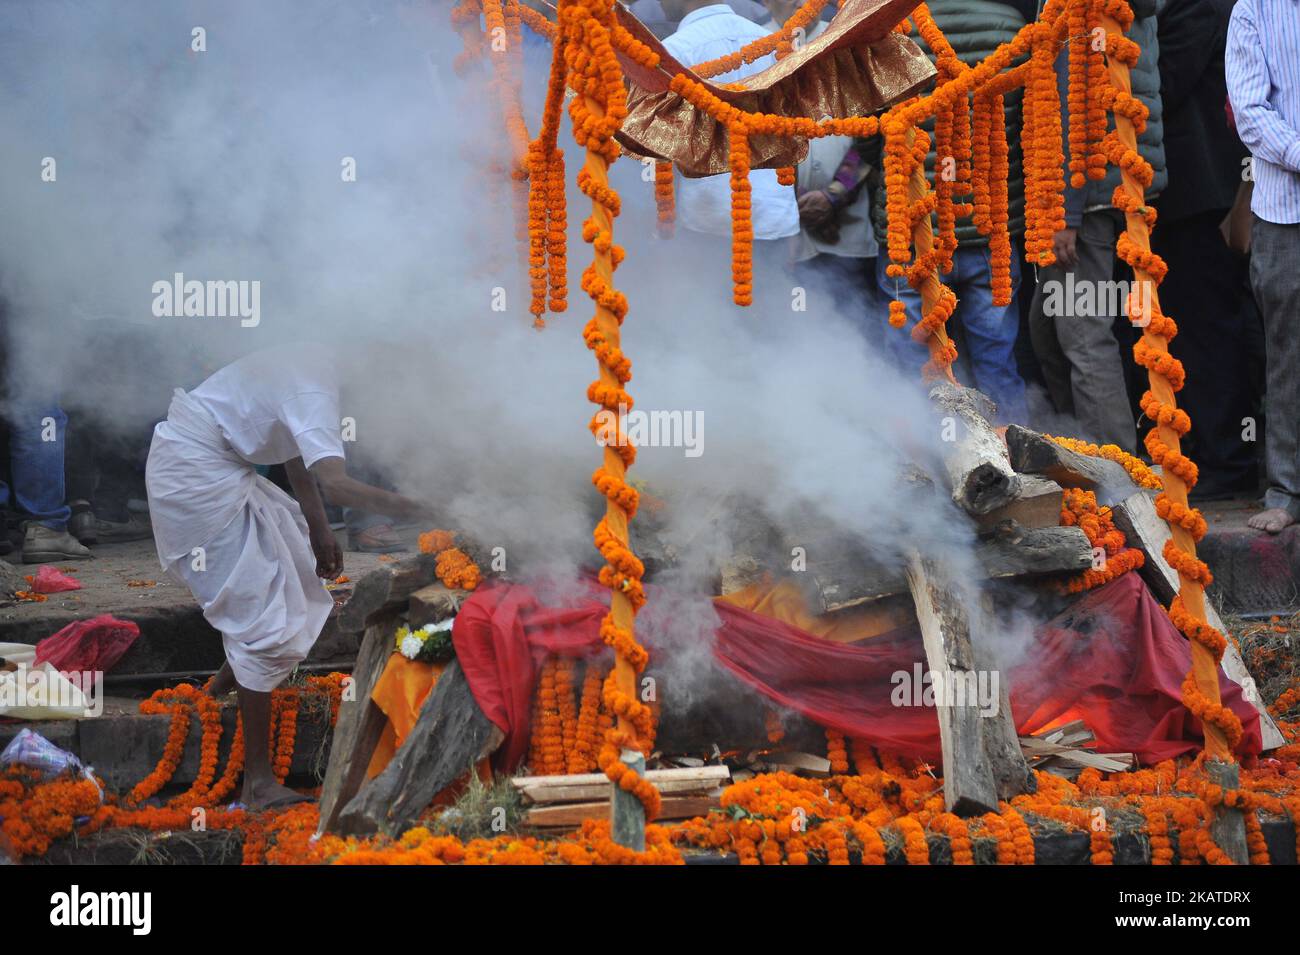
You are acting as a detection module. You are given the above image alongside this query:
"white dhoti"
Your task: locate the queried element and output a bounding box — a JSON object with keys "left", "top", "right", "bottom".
{"left": 145, "top": 389, "right": 333, "bottom": 693}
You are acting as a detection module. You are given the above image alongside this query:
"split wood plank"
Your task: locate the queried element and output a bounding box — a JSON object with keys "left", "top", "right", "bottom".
{"left": 804, "top": 525, "right": 1093, "bottom": 614}
{"left": 406, "top": 582, "right": 467, "bottom": 629}
{"left": 512, "top": 765, "right": 730, "bottom": 805}
{"left": 525, "top": 793, "right": 721, "bottom": 829}
{"left": 974, "top": 475, "right": 1065, "bottom": 532}
{"left": 317, "top": 613, "right": 402, "bottom": 834}
{"left": 905, "top": 549, "right": 1033, "bottom": 815}
{"left": 336, "top": 553, "right": 439, "bottom": 633}
{"left": 1207, "top": 759, "right": 1249, "bottom": 865}
{"left": 1004, "top": 424, "right": 1137, "bottom": 506}
{"left": 757, "top": 751, "right": 831, "bottom": 776}
{"left": 335, "top": 658, "right": 504, "bottom": 837}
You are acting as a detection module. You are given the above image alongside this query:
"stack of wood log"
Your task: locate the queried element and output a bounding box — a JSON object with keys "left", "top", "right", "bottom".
{"left": 314, "top": 381, "right": 1284, "bottom": 837}
{"left": 1020, "top": 719, "right": 1136, "bottom": 779}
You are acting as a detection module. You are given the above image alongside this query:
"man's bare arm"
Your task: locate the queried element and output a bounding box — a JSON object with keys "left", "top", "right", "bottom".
{"left": 284, "top": 457, "right": 331, "bottom": 535}
{"left": 284, "top": 457, "right": 344, "bottom": 578}
{"left": 308, "top": 456, "right": 429, "bottom": 520}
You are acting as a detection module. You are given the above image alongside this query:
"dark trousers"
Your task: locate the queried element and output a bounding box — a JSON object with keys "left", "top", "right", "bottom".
{"left": 1249, "top": 216, "right": 1300, "bottom": 518}
{"left": 1153, "top": 210, "right": 1264, "bottom": 496}
{"left": 1027, "top": 209, "right": 1138, "bottom": 453}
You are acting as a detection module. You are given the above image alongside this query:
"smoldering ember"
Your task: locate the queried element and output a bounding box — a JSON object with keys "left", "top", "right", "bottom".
{"left": 1, "top": 0, "right": 1298, "bottom": 880}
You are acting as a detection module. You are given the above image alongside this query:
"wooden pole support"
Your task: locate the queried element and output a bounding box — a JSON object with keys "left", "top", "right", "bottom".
{"left": 1102, "top": 11, "right": 1231, "bottom": 763}
{"left": 611, "top": 748, "right": 647, "bottom": 852}
{"left": 1206, "top": 759, "right": 1249, "bottom": 865}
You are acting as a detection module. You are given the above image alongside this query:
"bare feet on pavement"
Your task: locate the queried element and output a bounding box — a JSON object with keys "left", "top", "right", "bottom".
{"left": 241, "top": 777, "right": 312, "bottom": 810}
{"left": 1247, "top": 507, "right": 1295, "bottom": 534}
{"left": 206, "top": 661, "right": 236, "bottom": 697}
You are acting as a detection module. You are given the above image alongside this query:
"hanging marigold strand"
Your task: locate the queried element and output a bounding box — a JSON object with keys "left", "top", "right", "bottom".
{"left": 728, "top": 124, "right": 754, "bottom": 306}
{"left": 556, "top": 0, "right": 659, "bottom": 822}
{"left": 568, "top": 659, "right": 608, "bottom": 774}
{"left": 1066, "top": 0, "right": 1088, "bottom": 187}
{"left": 653, "top": 160, "right": 675, "bottom": 237}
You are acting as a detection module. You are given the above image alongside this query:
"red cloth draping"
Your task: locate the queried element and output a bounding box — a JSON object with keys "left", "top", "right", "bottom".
{"left": 451, "top": 573, "right": 1262, "bottom": 773}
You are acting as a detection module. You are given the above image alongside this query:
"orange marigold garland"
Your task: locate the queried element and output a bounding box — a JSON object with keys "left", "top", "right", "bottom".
{"left": 554, "top": 0, "right": 660, "bottom": 825}
{"left": 825, "top": 728, "right": 849, "bottom": 774}
{"left": 435, "top": 547, "right": 482, "bottom": 591}
{"left": 653, "top": 160, "right": 675, "bottom": 237}
{"left": 271, "top": 689, "right": 299, "bottom": 784}
{"left": 555, "top": 657, "right": 579, "bottom": 764}
{"left": 895, "top": 815, "right": 931, "bottom": 865}
{"left": 690, "top": 0, "right": 831, "bottom": 78}
{"left": 129, "top": 690, "right": 193, "bottom": 804}
{"left": 728, "top": 124, "right": 754, "bottom": 306}
{"left": 1056, "top": 487, "right": 1145, "bottom": 593}
{"left": 568, "top": 658, "right": 608, "bottom": 773}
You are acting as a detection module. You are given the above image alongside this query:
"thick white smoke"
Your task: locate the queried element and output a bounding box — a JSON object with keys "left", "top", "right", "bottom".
{"left": 1, "top": 0, "right": 1043, "bottom": 693}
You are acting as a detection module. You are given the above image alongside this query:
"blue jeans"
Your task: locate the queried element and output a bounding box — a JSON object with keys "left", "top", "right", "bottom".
{"left": 876, "top": 243, "right": 1029, "bottom": 425}
{"left": 0, "top": 404, "right": 71, "bottom": 530}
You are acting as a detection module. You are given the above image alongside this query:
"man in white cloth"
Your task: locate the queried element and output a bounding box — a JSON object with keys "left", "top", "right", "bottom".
{"left": 147, "top": 342, "right": 428, "bottom": 809}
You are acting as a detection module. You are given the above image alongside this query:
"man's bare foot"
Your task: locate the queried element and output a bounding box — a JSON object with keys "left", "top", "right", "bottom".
{"left": 206, "top": 662, "right": 236, "bottom": 697}
{"left": 241, "top": 777, "right": 312, "bottom": 810}
{"left": 1247, "top": 507, "right": 1296, "bottom": 534}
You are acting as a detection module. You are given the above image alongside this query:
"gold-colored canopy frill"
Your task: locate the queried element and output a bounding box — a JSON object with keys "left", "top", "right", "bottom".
{"left": 613, "top": 0, "right": 937, "bottom": 176}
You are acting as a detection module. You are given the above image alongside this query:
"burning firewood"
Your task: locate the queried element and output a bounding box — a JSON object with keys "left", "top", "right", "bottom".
{"left": 1019, "top": 721, "right": 1136, "bottom": 779}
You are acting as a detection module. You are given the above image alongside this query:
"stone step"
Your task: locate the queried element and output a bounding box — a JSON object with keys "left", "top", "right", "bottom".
{"left": 34, "top": 815, "right": 1299, "bottom": 864}
{"left": 0, "top": 538, "right": 400, "bottom": 676}
{"left": 1200, "top": 498, "right": 1300, "bottom": 616}
{"left": 0, "top": 696, "right": 332, "bottom": 793}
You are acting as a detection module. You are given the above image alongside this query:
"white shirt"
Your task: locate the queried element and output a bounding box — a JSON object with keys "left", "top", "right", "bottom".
{"left": 664, "top": 4, "right": 800, "bottom": 240}
{"left": 189, "top": 343, "right": 346, "bottom": 468}
{"left": 759, "top": 16, "right": 877, "bottom": 262}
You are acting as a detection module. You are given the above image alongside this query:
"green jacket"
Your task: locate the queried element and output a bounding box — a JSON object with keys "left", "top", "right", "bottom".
{"left": 867, "top": 0, "right": 1029, "bottom": 248}
{"left": 1059, "top": 0, "right": 1167, "bottom": 224}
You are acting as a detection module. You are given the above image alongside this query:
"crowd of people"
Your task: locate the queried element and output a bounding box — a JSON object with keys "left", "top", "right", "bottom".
{"left": 0, "top": 0, "right": 1296, "bottom": 573}
{"left": 643, "top": 0, "right": 1298, "bottom": 533}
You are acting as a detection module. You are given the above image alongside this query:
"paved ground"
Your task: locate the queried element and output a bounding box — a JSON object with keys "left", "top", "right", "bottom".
{"left": 0, "top": 531, "right": 407, "bottom": 673}
{"left": 1199, "top": 496, "right": 1300, "bottom": 615}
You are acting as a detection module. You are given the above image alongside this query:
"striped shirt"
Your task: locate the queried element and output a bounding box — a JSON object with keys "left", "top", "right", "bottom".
{"left": 1226, "top": 0, "right": 1300, "bottom": 223}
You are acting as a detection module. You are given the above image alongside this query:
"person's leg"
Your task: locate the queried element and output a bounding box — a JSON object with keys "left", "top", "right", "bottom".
{"left": 1027, "top": 257, "right": 1077, "bottom": 413}
{"left": 9, "top": 404, "right": 71, "bottom": 529}
{"left": 953, "top": 242, "right": 1029, "bottom": 425}
{"left": 236, "top": 683, "right": 309, "bottom": 808}
{"left": 207, "top": 660, "right": 236, "bottom": 696}
{"left": 1048, "top": 209, "right": 1138, "bottom": 452}
{"left": 1154, "top": 210, "right": 1261, "bottom": 497}
{"left": 9, "top": 403, "right": 89, "bottom": 561}
{"left": 1246, "top": 216, "right": 1300, "bottom": 532}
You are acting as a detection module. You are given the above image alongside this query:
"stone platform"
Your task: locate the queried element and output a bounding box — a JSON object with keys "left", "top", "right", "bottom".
{"left": 1199, "top": 497, "right": 1300, "bottom": 616}
{"left": 0, "top": 535, "right": 395, "bottom": 676}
